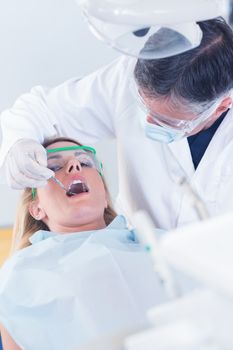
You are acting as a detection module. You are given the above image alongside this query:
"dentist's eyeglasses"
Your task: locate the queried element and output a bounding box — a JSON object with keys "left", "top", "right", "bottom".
{"left": 132, "top": 80, "right": 221, "bottom": 132}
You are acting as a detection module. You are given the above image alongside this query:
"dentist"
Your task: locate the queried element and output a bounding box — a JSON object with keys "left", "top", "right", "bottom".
{"left": 0, "top": 3, "right": 233, "bottom": 229}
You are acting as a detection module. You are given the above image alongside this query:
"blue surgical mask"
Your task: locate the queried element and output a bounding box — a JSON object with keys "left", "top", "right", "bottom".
{"left": 145, "top": 121, "right": 186, "bottom": 143}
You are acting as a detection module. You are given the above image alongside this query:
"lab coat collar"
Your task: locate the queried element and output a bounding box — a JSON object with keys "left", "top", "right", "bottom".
{"left": 167, "top": 108, "right": 233, "bottom": 181}
{"left": 167, "top": 138, "right": 195, "bottom": 180}
{"left": 193, "top": 108, "right": 233, "bottom": 176}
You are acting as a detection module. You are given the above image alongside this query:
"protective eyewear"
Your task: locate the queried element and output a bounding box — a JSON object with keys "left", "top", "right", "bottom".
{"left": 134, "top": 82, "right": 221, "bottom": 133}
{"left": 46, "top": 146, "right": 102, "bottom": 173}
{"left": 32, "top": 146, "right": 103, "bottom": 199}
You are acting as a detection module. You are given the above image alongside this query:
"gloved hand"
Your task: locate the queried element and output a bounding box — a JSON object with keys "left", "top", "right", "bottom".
{"left": 5, "top": 139, "right": 54, "bottom": 189}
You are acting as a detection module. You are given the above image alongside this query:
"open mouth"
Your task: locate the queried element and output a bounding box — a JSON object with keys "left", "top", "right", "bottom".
{"left": 66, "top": 180, "right": 89, "bottom": 197}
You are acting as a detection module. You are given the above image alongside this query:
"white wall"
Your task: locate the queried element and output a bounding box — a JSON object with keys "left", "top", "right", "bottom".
{"left": 0, "top": 0, "right": 119, "bottom": 227}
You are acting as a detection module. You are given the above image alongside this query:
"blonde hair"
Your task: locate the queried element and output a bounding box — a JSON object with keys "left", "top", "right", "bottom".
{"left": 11, "top": 137, "right": 117, "bottom": 252}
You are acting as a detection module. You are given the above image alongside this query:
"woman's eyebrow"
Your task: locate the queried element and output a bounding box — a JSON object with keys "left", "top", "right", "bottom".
{"left": 74, "top": 151, "right": 88, "bottom": 156}
{"left": 47, "top": 154, "right": 62, "bottom": 160}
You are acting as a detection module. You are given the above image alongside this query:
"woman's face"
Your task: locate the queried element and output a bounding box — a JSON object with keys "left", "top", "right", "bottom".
{"left": 30, "top": 141, "right": 107, "bottom": 233}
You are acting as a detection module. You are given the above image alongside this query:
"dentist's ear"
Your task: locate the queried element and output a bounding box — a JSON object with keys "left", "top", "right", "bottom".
{"left": 216, "top": 96, "right": 232, "bottom": 116}
{"left": 29, "top": 201, "right": 47, "bottom": 221}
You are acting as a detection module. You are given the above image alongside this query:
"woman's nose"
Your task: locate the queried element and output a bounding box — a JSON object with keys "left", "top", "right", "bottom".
{"left": 66, "top": 159, "right": 82, "bottom": 173}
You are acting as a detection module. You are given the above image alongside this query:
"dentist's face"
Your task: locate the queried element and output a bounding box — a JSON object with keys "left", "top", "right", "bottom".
{"left": 140, "top": 89, "right": 232, "bottom": 136}
{"left": 31, "top": 141, "right": 107, "bottom": 233}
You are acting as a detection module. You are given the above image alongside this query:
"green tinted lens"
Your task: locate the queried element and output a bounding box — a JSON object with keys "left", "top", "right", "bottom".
{"left": 47, "top": 146, "right": 103, "bottom": 175}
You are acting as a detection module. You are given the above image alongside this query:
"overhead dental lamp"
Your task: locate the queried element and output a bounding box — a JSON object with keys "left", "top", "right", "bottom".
{"left": 77, "top": 0, "right": 228, "bottom": 59}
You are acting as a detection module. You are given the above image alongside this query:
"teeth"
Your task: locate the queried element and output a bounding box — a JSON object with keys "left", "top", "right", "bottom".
{"left": 66, "top": 181, "right": 89, "bottom": 197}
{"left": 69, "top": 180, "right": 86, "bottom": 189}
{"left": 69, "top": 179, "right": 83, "bottom": 189}
{"left": 72, "top": 180, "right": 83, "bottom": 185}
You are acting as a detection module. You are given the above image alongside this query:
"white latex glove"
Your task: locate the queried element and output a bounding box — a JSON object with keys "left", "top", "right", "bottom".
{"left": 5, "top": 139, "right": 54, "bottom": 189}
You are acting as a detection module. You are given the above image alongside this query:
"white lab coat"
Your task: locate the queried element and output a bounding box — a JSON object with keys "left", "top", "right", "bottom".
{"left": 0, "top": 56, "right": 233, "bottom": 229}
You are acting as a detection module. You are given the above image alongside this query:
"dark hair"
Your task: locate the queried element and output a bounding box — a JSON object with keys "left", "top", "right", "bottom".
{"left": 134, "top": 17, "right": 233, "bottom": 108}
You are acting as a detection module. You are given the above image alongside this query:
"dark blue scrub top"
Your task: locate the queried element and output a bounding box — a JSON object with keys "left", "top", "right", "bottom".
{"left": 187, "top": 110, "right": 228, "bottom": 169}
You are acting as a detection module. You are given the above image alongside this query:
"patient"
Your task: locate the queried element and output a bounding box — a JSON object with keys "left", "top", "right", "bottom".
{"left": 0, "top": 137, "right": 167, "bottom": 350}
